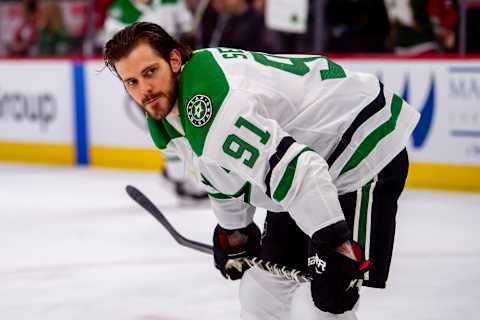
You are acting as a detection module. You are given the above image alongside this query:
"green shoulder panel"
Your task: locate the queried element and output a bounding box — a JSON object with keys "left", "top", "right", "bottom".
{"left": 179, "top": 50, "right": 230, "bottom": 156}
{"left": 147, "top": 115, "right": 182, "bottom": 150}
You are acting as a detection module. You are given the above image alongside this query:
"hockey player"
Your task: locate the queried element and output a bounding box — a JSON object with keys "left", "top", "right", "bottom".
{"left": 104, "top": 22, "right": 420, "bottom": 319}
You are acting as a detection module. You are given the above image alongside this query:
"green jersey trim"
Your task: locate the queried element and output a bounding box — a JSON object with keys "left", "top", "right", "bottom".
{"left": 202, "top": 173, "right": 251, "bottom": 204}
{"left": 208, "top": 192, "right": 231, "bottom": 200}
{"left": 320, "top": 59, "right": 346, "bottom": 80}
{"left": 357, "top": 180, "right": 374, "bottom": 249}
{"left": 340, "top": 94, "right": 404, "bottom": 175}
{"left": 179, "top": 50, "right": 230, "bottom": 156}
{"left": 272, "top": 147, "right": 314, "bottom": 202}
{"left": 207, "top": 183, "right": 252, "bottom": 204}
{"left": 147, "top": 115, "right": 183, "bottom": 150}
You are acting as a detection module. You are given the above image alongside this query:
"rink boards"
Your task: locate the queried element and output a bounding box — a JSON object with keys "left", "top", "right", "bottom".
{"left": 0, "top": 57, "right": 479, "bottom": 191}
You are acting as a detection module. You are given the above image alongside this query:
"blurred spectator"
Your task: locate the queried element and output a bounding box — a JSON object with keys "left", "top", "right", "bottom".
{"left": 1, "top": 0, "right": 472, "bottom": 57}
{"left": 6, "top": 0, "right": 38, "bottom": 56}
{"left": 326, "top": 0, "right": 391, "bottom": 53}
{"left": 98, "top": 0, "right": 194, "bottom": 47}
{"left": 95, "top": 0, "right": 115, "bottom": 32}
{"left": 252, "top": 0, "right": 264, "bottom": 13}
{"left": 208, "top": 0, "right": 269, "bottom": 51}
{"left": 196, "top": 0, "right": 225, "bottom": 48}
{"left": 257, "top": 0, "right": 328, "bottom": 54}
{"left": 429, "top": 0, "right": 458, "bottom": 50}
{"left": 36, "top": 0, "right": 72, "bottom": 56}
{"left": 384, "top": 0, "right": 458, "bottom": 56}
{"left": 184, "top": 0, "right": 200, "bottom": 12}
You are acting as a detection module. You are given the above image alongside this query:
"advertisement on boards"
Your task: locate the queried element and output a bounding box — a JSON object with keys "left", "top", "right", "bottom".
{"left": 0, "top": 61, "right": 75, "bottom": 164}
{"left": 0, "top": 61, "right": 74, "bottom": 143}
{"left": 342, "top": 60, "right": 480, "bottom": 165}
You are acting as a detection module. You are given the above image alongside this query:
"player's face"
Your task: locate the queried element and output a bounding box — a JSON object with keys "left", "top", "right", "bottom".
{"left": 115, "top": 42, "right": 182, "bottom": 120}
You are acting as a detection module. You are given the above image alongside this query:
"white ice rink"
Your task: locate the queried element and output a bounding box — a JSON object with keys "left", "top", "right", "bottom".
{"left": 1, "top": 163, "right": 479, "bottom": 320}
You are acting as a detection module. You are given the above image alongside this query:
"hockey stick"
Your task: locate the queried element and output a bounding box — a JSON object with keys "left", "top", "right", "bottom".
{"left": 125, "top": 185, "right": 312, "bottom": 283}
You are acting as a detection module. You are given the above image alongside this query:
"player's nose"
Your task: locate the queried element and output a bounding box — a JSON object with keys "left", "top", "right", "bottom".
{"left": 139, "top": 79, "right": 153, "bottom": 95}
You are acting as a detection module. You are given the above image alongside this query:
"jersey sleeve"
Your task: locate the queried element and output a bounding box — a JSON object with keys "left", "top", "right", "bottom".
{"left": 199, "top": 170, "right": 256, "bottom": 229}
{"left": 202, "top": 89, "right": 345, "bottom": 237}
{"left": 209, "top": 196, "right": 256, "bottom": 230}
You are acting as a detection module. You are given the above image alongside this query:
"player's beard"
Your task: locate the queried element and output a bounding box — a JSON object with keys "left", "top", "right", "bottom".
{"left": 142, "top": 67, "right": 178, "bottom": 120}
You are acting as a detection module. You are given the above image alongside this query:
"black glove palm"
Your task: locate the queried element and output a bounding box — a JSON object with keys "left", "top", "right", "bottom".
{"left": 213, "top": 223, "right": 261, "bottom": 280}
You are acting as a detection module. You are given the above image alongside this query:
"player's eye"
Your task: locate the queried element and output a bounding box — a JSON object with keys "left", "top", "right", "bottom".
{"left": 125, "top": 79, "right": 137, "bottom": 87}
{"left": 145, "top": 67, "right": 156, "bottom": 76}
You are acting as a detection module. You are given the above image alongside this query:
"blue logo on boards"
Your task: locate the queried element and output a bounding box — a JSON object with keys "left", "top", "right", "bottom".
{"left": 396, "top": 66, "right": 480, "bottom": 151}
{"left": 402, "top": 75, "right": 436, "bottom": 149}
{"left": 375, "top": 71, "right": 436, "bottom": 149}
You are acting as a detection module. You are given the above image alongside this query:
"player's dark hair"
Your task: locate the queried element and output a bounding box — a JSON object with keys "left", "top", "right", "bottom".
{"left": 104, "top": 21, "right": 192, "bottom": 78}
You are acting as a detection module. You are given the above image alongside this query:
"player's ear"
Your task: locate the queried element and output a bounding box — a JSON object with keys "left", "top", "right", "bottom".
{"left": 169, "top": 49, "right": 182, "bottom": 74}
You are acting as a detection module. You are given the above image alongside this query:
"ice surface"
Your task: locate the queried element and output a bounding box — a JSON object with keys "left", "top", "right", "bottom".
{"left": 1, "top": 163, "right": 479, "bottom": 320}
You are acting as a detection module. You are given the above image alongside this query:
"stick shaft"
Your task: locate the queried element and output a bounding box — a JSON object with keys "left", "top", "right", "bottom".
{"left": 125, "top": 185, "right": 311, "bottom": 283}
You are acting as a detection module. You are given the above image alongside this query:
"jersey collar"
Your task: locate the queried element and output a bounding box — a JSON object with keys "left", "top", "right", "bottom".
{"left": 165, "top": 100, "right": 185, "bottom": 136}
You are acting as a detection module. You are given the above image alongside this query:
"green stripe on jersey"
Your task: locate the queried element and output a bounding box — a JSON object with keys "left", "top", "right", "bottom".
{"left": 320, "top": 59, "right": 346, "bottom": 80}
{"left": 147, "top": 116, "right": 182, "bottom": 150}
{"left": 207, "top": 182, "right": 252, "bottom": 204}
{"left": 179, "top": 50, "right": 230, "bottom": 156}
{"left": 272, "top": 147, "right": 313, "bottom": 202}
{"left": 208, "top": 192, "right": 231, "bottom": 200}
{"left": 340, "top": 94, "right": 403, "bottom": 175}
{"left": 202, "top": 173, "right": 252, "bottom": 204}
{"left": 357, "top": 182, "right": 372, "bottom": 249}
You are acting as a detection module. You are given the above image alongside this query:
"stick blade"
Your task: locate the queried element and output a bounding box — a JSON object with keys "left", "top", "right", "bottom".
{"left": 125, "top": 185, "right": 170, "bottom": 226}
{"left": 126, "top": 184, "right": 143, "bottom": 201}
{"left": 125, "top": 184, "right": 214, "bottom": 255}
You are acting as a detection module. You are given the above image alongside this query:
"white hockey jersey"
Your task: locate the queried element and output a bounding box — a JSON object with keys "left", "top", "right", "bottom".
{"left": 147, "top": 48, "right": 420, "bottom": 236}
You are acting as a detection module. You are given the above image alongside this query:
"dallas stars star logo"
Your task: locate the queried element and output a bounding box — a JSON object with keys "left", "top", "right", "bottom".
{"left": 187, "top": 95, "right": 213, "bottom": 127}
{"left": 193, "top": 100, "right": 206, "bottom": 119}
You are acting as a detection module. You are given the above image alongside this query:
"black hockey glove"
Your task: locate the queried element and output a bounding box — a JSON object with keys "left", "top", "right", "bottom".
{"left": 213, "top": 222, "right": 261, "bottom": 280}
{"left": 308, "top": 221, "right": 371, "bottom": 314}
